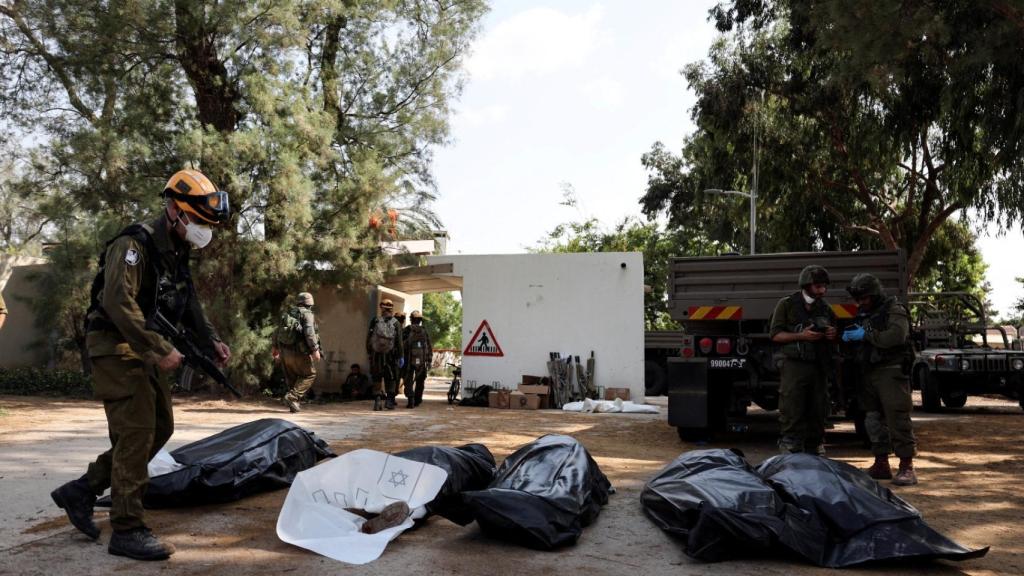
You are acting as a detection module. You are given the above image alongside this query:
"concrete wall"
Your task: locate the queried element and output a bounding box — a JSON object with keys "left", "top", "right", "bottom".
{"left": 310, "top": 285, "right": 421, "bottom": 394}
{"left": 0, "top": 256, "right": 50, "bottom": 368}
{"left": 429, "top": 252, "right": 645, "bottom": 402}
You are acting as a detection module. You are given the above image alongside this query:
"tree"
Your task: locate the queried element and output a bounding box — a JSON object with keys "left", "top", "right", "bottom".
{"left": 422, "top": 291, "right": 461, "bottom": 350}
{"left": 1, "top": 0, "right": 486, "bottom": 387}
{"left": 642, "top": 1, "right": 1024, "bottom": 286}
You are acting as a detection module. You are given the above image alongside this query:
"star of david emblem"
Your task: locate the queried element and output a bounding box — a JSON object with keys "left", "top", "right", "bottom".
{"left": 388, "top": 469, "right": 408, "bottom": 488}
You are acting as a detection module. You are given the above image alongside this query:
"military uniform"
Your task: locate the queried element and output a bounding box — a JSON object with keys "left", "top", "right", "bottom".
{"left": 770, "top": 292, "right": 836, "bottom": 453}
{"left": 83, "top": 214, "right": 220, "bottom": 533}
{"left": 367, "top": 314, "right": 404, "bottom": 409}
{"left": 278, "top": 304, "right": 320, "bottom": 406}
{"left": 857, "top": 297, "right": 917, "bottom": 459}
{"left": 402, "top": 321, "right": 433, "bottom": 407}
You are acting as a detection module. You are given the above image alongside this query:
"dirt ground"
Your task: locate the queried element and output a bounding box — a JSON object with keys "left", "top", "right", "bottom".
{"left": 0, "top": 378, "right": 1021, "bottom": 576}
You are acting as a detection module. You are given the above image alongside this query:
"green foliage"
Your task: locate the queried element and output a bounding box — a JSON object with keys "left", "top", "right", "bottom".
{"left": 0, "top": 0, "right": 487, "bottom": 390}
{"left": 0, "top": 367, "right": 92, "bottom": 398}
{"left": 423, "top": 291, "right": 462, "bottom": 349}
{"left": 642, "top": 1, "right": 1024, "bottom": 286}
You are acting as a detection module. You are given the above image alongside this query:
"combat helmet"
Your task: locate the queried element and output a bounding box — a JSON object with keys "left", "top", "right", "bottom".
{"left": 847, "top": 273, "right": 884, "bottom": 299}
{"left": 798, "top": 265, "right": 830, "bottom": 287}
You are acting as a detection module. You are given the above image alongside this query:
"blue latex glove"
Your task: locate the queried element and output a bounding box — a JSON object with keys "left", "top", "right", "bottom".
{"left": 842, "top": 325, "right": 865, "bottom": 342}
{"left": 399, "top": 357, "right": 405, "bottom": 368}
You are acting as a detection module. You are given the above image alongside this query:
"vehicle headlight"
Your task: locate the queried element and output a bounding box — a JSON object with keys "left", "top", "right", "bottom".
{"left": 1013, "top": 358, "right": 1024, "bottom": 371}
{"left": 960, "top": 359, "right": 972, "bottom": 371}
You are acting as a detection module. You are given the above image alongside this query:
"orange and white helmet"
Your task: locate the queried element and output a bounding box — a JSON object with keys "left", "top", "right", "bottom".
{"left": 164, "top": 169, "right": 230, "bottom": 225}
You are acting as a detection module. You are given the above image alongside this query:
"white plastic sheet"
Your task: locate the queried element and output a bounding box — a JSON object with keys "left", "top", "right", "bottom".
{"left": 276, "top": 449, "right": 448, "bottom": 565}
{"left": 147, "top": 448, "right": 185, "bottom": 477}
{"left": 562, "top": 398, "right": 660, "bottom": 414}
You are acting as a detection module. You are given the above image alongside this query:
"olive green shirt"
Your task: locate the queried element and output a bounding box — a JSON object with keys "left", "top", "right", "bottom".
{"left": 86, "top": 214, "right": 218, "bottom": 363}
{"left": 298, "top": 305, "right": 320, "bottom": 353}
{"left": 863, "top": 298, "right": 910, "bottom": 361}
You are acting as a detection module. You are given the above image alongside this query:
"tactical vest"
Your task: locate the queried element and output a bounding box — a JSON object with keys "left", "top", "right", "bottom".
{"left": 856, "top": 297, "right": 915, "bottom": 369}
{"left": 85, "top": 224, "right": 194, "bottom": 333}
{"left": 782, "top": 292, "right": 833, "bottom": 362}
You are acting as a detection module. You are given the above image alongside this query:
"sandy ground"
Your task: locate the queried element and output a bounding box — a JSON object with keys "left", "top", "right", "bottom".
{"left": 0, "top": 378, "right": 1021, "bottom": 576}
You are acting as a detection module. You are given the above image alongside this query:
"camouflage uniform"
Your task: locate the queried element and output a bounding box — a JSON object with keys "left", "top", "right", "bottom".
{"left": 857, "top": 297, "right": 917, "bottom": 459}
{"left": 770, "top": 292, "right": 836, "bottom": 453}
{"left": 402, "top": 321, "right": 433, "bottom": 407}
{"left": 83, "top": 214, "right": 220, "bottom": 532}
{"left": 367, "top": 313, "right": 404, "bottom": 409}
{"left": 278, "top": 303, "right": 320, "bottom": 406}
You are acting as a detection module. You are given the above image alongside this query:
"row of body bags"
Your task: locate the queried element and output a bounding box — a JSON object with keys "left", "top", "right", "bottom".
{"left": 108, "top": 419, "right": 986, "bottom": 567}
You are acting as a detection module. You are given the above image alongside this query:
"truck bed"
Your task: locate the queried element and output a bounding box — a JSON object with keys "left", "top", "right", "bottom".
{"left": 667, "top": 250, "right": 906, "bottom": 322}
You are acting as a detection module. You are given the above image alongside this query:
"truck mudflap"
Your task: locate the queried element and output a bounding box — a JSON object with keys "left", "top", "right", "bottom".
{"left": 667, "top": 357, "right": 730, "bottom": 441}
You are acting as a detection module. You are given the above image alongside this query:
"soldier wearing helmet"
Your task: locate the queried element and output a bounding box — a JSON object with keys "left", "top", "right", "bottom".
{"left": 843, "top": 273, "right": 918, "bottom": 486}
{"left": 402, "top": 310, "right": 433, "bottom": 408}
{"left": 274, "top": 292, "right": 322, "bottom": 413}
{"left": 366, "top": 297, "right": 404, "bottom": 410}
{"left": 769, "top": 265, "right": 838, "bottom": 455}
{"left": 52, "top": 169, "right": 231, "bottom": 561}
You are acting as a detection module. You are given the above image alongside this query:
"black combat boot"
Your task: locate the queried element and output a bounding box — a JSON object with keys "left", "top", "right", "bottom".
{"left": 108, "top": 527, "right": 175, "bottom": 561}
{"left": 406, "top": 396, "right": 415, "bottom": 409}
{"left": 51, "top": 476, "right": 100, "bottom": 540}
{"left": 386, "top": 395, "right": 396, "bottom": 410}
{"left": 373, "top": 395, "right": 383, "bottom": 411}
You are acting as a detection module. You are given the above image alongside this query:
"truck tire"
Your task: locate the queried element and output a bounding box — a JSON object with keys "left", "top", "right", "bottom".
{"left": 917, "top": 366, "right": 942, "bottom": 412}
{"left": 941, "top": 393, "right": 967, "bottom": 409}
{"left": 644, "top": 360, "right": 667, "bottom": 396}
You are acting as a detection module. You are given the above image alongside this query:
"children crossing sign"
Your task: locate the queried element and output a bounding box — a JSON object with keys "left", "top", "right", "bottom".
{"left": 463, "top": 320, "right": 504, "bottom": 357}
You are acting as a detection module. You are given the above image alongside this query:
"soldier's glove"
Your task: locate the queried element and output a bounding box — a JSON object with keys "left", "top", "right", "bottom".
{"left": 399, "top": 357, "right": 405, "bottom": 368}
{"left": 842, "top": 325, "right": 865, "bottom": 342}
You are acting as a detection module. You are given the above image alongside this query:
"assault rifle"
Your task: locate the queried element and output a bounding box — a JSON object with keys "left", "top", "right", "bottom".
{"left": 152, "top": 311, "right": 241, "bottom": 398}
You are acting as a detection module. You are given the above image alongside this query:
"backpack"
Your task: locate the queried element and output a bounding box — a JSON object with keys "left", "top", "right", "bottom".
{"left": 276, "top": 308, "right": 303, "bottom": 348}
{"left": 407, "top": 324, "right": 429, "bottom": 364}
{"left": 370, "top": 317, "right": 397, "bottom": 353}
{"left": 459, "top": 385, "right": 492, "bottom": 407}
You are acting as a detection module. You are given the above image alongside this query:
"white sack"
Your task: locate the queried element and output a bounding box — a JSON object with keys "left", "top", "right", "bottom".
{"left": 276, "top": 449, "right": 448, "bottom": 565}
{"left": 562, "top": 398, "right": 660, "bottom": 414}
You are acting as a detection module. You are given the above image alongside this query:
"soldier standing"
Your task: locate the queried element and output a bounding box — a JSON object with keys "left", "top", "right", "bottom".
{"left": 274, "top": 292, "right": 321, "bottom": 413}
{"left": 50, "top": 169, "right": 230, "bottom": 561}
{"left": 769, "top": 265, "right": 837, "bottom": 455}
{"left": 367, "top": 298, "right": 403, "bottom": 410}
{"left": 843, "top": 273, "right": 919, "bottom": 485}
{"left": 403, "top": 310, "right": 433, "bottom": 408}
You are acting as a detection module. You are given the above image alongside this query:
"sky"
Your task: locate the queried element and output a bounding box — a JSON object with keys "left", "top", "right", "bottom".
{"left": 432, "top": 1, "right": 1024, "bottom": 318}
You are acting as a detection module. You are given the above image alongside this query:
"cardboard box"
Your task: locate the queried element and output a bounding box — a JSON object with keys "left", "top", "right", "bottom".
{"left": 488, "top": 390, "right": 510, "bottom": 409}
{"left": 509, "top": 392, "right": 541, "bottom": 410}
{"left": 521, "top": 375, "right": 544, "bottom": 386}
{"left": 604, "top": 387, "right": 631, "bottom": 401}
{"left": 518, "top": 384, "right": 550, "bottom": 395}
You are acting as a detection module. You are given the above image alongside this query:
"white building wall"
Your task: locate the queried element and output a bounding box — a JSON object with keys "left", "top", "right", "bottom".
{"left": 429, "top": 252, "right": 645, "bottom": 402}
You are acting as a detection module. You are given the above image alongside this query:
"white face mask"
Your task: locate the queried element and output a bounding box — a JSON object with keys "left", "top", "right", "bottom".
{"left": 802, "top": 290, "right": 817, "bottom": 305}
{"left": 176, "top": 215, "right": 212, "bottom": 249}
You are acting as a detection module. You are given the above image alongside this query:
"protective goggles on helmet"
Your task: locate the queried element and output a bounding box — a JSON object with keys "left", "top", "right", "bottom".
{"left": 165, "top": 189, "right": 230, "bottom": 225}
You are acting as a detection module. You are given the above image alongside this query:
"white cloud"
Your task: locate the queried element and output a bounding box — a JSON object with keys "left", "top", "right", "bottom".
{"left": 580, "top": 76, "right": 623, "bottom": 110}
{"left": 453, "top": 104, "right": 509, "bottom": 129}
{"left": 466, "top": 6, "right": 606, "bottom": 81}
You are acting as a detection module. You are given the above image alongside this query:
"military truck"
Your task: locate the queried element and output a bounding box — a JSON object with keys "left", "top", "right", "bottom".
{"left": 909, "top": 292, "right": 1024, "bottom": 411}
{"left": 661, "top": 250, "right": 906, "bottom": 440}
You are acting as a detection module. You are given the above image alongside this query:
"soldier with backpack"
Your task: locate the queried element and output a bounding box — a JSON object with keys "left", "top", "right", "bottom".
{"left": 273, "top": 292, "right": 321, "bottom": 413}
{"left": 366, "top": 298, "right": 404, "bottom": 410}
{"left": 403, "top": 310, "right": 433, "bottom": 408}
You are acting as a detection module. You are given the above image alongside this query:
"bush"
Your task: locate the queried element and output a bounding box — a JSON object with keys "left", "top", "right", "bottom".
{"left": 0, "top": 367, "right": 93, "bottom": 398}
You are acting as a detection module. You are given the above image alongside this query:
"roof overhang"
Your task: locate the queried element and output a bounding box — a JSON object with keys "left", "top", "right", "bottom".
{"left": 382, "top": 263, "right": 462, "bottom": 295}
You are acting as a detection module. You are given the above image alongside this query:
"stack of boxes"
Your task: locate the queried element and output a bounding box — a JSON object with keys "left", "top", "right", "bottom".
{"left": 489, "top": 375, "right": 550, "bottom": 410}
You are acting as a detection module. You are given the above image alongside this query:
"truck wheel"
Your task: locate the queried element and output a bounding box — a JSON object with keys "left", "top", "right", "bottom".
{"left": 644, "top": 361, "right": 667, "bottom": 396}
{"left": 941, "top": 393, "right": 967, "bottom": 409}
{"left": 676, "top": 427, "right": 711, "bottom": 442}
{"left": 917, "top": 366, "right": 942, "bottom": 412}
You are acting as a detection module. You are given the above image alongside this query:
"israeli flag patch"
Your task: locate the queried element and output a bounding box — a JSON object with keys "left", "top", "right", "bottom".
{"left": 124, "top": 249, "right": 140, "bottom": 266}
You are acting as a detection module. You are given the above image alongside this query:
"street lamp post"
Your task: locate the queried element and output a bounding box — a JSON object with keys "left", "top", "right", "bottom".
{"left": 704, "top": 187, "right": 756, "bottom": 255}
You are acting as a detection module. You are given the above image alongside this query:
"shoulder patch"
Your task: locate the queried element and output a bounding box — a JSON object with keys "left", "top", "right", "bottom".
{"left": 124, "top": 248, "right": 140, "bottom": 266}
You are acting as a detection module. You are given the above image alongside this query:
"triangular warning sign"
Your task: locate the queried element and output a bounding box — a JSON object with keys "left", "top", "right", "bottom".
{"left": 463, "top": 320, "right": 504, "bottom": 357}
